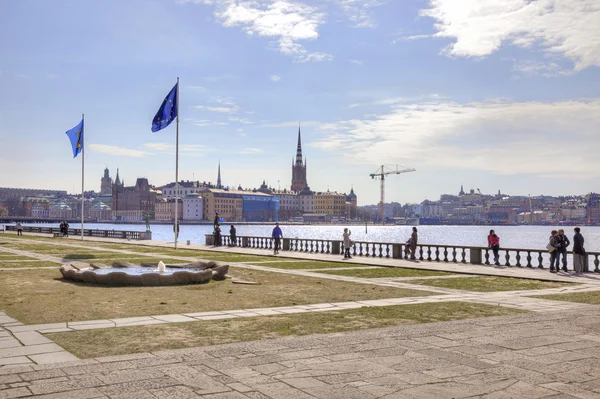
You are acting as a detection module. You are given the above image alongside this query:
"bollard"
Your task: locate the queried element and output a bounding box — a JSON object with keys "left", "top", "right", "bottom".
{"left": 187, "top": 240, "right": 190, "bottom": 246}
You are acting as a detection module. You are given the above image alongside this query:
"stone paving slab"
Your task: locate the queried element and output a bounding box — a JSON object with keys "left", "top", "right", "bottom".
{"left": 1, "top": 309, "right": 599, "bottom": 397}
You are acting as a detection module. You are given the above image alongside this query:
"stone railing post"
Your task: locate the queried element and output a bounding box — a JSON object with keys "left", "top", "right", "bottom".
{"left": 283, "top": 238, "right": 290, "bottom": 251}
{"left": 392, "top": 244, "right": 402, "bottom": 259}
{"left": 332, "top": 241, "right": 341, "bottom": 255}
{"left": 205, "top": 234, "right": 214, "bottom": 246}
{"left": 242, "top": 237, "right": 249, "bottom": 248}
{"left": 470, "top": 248, "right": 482, "bottom": 265}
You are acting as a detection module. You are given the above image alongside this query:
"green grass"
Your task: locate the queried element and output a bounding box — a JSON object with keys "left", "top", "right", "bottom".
{"left": 405, "top": 276, "right": 574, "bottom": 292}
{"left": 534, "top": 291, "right": 600, "bottom": 304}
{"left": 315, "top": 267, "right": 453, "bottom": 278}
{"left": 257, "top": 261, "right": 369, "bottom": 269}
{"left": 0, "top": 261, "right": 61, "bottom": 268}
{"left": 0, "top": 255, "right": 40, "bottom": 261}
{"left": 46, "top": 301, "right": 526, "bottom": 358}
{"left": 0, "top": 267, "right": 432, "bottom": 324}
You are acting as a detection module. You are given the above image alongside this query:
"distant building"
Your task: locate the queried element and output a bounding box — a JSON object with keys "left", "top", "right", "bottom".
{"left": 100, "top": 167, "right": 112, "bottom": 196}
{"left": 314, "top": 191, "right": 346, "bottom": 216}
{"left": 154, "top": 199, "right": 183, "bottom": 221}
{"left": 298, "top": 186, "right": 314, "bottom": 214}
{"left": 89, "top": 202, "right": 112, "bottom": 221}
{"left": 0, "top": 187, "right": 66, "bottom": 200}
{"left": 112, "top": 173, "right": 158, "bottom": 221}
{"left": 201, "top": 188, "right": 278, "bottom": 223}
{"left": 183, "top": 193, "right": 203, "bottom": 221}
{"left": 291, "top": 125, "right": 308, "bottom": 192}
{"left": 161, "top": 181, "right": 208, "bottom": 200}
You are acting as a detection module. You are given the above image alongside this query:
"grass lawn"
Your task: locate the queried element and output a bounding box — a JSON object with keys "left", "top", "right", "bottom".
{"left": 316, "top": 268, "right": 452, "bottom": 278}
{"left": 0, "top": 261, "right": 62, "bottom": 268}
{"left": 0, "top": 255, "right": 41, "bottom": 261}
{"left": 534, "top": 291, "right": 600, "bottom": 304}
{"left": 405, "top": 276, "right": 573, "bottom": 292}
{"left": 257, "top": 261, "right": 369, "bottom": 269}
{"left": 0, "top": 268, "right": 432, "bottom": 324}
{"left": 47, "top": 302, "right": 525, "bottom": 358}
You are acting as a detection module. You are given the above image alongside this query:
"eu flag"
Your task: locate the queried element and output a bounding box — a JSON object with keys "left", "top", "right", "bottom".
{"left": 152, "top": 83, "right": 178, "bottom": 132}
{"left": 65, "top": 119, "right": 84, "bottom": 158}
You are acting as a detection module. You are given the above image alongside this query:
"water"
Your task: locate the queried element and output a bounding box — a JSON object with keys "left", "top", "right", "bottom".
{"left": 91, "top": 266, "right": 205, "bottom": 275}
{"left": 21, "top": 222, "right": 600, "bottom": 251}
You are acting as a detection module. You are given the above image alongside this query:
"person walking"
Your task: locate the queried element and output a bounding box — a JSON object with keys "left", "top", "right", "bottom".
{"left": 573, "top": 227, "right": 586, "bottom": 275}
{"left": 487, "top": 230, "right": 500, "bottom": 265}
{"left": 64, "top": 221, "right": 69, "bottom": 237}
{"left": 16, "top": 222, "right": 23, "bottom": 236}
{"left": 272, "top": 223, "right": 283, "bottom": 255}
{"left": 229, "top": 225, "right": 237, "bottom": 246}
{"left": 556, "top": 228, "right": 570, "bottom": 272}
{"left": 548, "top": 230, "right": 559, "bottom": 272}
{"left": 342, "top": 228, "right": 352, "bottom": 259}
{"left": 407, "top": 227, "right": 418, "bottom": 260}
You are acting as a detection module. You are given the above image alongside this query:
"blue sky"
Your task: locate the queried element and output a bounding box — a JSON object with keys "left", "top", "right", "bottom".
{"left": 1, "top": 0, "right": 599, "bottom": 205}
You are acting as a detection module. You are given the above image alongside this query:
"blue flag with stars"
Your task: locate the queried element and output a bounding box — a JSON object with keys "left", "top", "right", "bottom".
{"left": 65, "top": 119, "right": 84, "bottom": 158}
{"left": 152, "top": 82, "right": 178, "bottom": 132}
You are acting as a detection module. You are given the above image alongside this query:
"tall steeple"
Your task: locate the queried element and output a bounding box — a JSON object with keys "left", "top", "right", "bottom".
{"left": 115, "top": 168, "right": 121, "bottom": 186}
{"left": 217, "top": 160, "right": 222, "bottom": 189}
{"left": 296, "top": 123, "right": 303, "bottom": 165}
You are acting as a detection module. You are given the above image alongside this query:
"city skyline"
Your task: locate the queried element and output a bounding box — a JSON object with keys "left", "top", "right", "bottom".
{"left": 1, "top": 0, "right": 599, "bottom": 205}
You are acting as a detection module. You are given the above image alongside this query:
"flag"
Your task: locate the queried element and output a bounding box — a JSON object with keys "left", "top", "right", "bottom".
{"left": 65, "top": 119, "right": 84, "bottom": 158}
{"left": 152, "top": 82, "right": 178, "bottom": 132}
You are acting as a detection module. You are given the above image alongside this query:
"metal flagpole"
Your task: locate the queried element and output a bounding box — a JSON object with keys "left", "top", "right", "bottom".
{"left": 81, "top": 113, "right": 85, "bottom": 241}
{"left": 174, "top": 77, "right": 179, "bottom": 249}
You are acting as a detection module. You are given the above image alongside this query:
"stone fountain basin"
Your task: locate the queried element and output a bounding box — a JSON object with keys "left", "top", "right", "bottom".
{"left": 60, "top": 261, "right": 229, "bottom": 286}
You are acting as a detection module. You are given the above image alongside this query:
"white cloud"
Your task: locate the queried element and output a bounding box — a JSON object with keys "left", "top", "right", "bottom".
{"left": 312, "top": 98, "right": 600, "bottom": 178}
{"left": 237, "top": 128, "right": 246, "bottom": 136}
{"left": 229, "top": 116, "right": 254, "bottom": 124}
{"left": 349, "top": 59, "right": 364, "bottom": 66}
{"left": 46, "top": 74, "right": 59, "bottom": 80}
{"left": 89, "top": 144, "right": 149, "bottom": 158}
{"left": 195, "top": 105, "right": 235, "bottom": 113}
{"left": 335, "top": 0, "right": 383, "bottom": 28}
{"left": 270, "top": 74, "right": 281, "bottom": 82}
{"left": 240, "top": 147, "right": 263, "bottom": 154}
{"left": 143, "top": 142, "right": 173, "bottom": 150}
{"left": 420, "top": 0, "right": 600, "bottom": 71}
{"left": 187, "top": 85, "right": 208, "bottom": 92}
{"left": 197, "top": 0, "right": 333, "bottom": 62}
{"left": 511, "top": 59, "right": 573, "bottom": 78}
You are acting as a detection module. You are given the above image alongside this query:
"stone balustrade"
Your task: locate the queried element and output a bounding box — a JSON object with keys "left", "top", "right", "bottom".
{"left": 205, "top": 234, "right": 600, "bottom": 273}
{"left": 4, "top": 225, "right": 152, "bottom": 240}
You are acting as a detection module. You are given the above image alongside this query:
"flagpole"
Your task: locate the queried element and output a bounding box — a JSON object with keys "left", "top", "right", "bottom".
{"left": 174, "top": 77, "right": 179, "bottom": 249}
{"left": 81, "top": 113, "right": 85, "bottom": 241}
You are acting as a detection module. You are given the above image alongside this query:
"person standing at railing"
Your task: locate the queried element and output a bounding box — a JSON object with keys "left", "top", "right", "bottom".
{"left": 556, "top": 229, "right": 570, "bottom": 272}
{"left": 213, "top": 224, "right": 221, "bottom": 247}
{"left": 342, "top": 228, "right": 352, "bottom": 259}
{"left": 16, "top": 222, "right": 23, "bottom": 236}
{"left": 407, "top": 227, "right": 418, "bottom": 260}
{"left": 272, "top": 223, "right": 283, "bottom": 255}
{"left": 487, "top": 230, "right": 500, "bottom": 265}
{"left": 548, "top": 230, "right": 559, "bottom": 273}
{"left": 573, "top": 227, "right": 585, "bottom": 275}
{"left": 229, "top": 225, "right": 237, "bottom": 247}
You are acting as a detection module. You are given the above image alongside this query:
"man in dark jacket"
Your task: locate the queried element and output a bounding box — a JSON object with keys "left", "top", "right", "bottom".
{"left": 272, "top": 223, "right": 283, "bottom": 255}
{"left": 573, "top": 227, "right": 585, "bottom": 274}
{"left": 229, "top": 225, "right": 237, "bottom": 246}
{"left": 556, "top": 229, "right": 570, "bottom": 272}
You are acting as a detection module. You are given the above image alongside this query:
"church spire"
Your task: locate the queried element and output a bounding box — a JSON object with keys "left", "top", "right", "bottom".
{"left": 115, "top": 168, "right": 121, "bottom": 186}
{"left": 295, "top": 123, "right": 303, "bottom": 165}
{"left": 217, "top": 160, "right": 222, "bottom": 189}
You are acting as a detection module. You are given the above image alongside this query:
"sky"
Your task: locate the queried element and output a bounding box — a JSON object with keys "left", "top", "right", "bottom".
{"left": 0, "top": 0, "right": 599, "bottom": 206}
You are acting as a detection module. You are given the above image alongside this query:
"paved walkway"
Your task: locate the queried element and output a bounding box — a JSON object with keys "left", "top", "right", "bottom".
{"left": 3, "top": 233, "right": 600, "bottom": 397}
{"left": 2, "top": 309, "right": 600, "bottom": 398}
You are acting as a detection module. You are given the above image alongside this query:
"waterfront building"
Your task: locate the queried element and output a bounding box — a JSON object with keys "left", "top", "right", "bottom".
{"left": 298, "top": 186, "right": 314, "bottom": 214}
{"left": 314, "top": 191, "right": 346, "bottom": 216}
{"left": 100, "top": 167, "right": 113, "bottom": 196}
{"left": 112, "top": 175, "right": 158, "bottom": 221}
{"left": 587, "top": 193, "right": 600, "bottom": 224}
{"left": 49, "top": 203, "right": 73, "bottom": 219}
{"left": 201, "top": 188, "right": 277, "bottom": 223}
{"left": 0, "top": 187, "right": 67, "bottom": 200}
{"left": 183, "top": 193, "right": 204, "bottom": 221}
{"left": 291, "top": 125, "right": 308, "bottom": 192}
{"left": 30, "top": 203, "right": 50, "bottom": 219}
{"left": 89, "top": 202, "right": 112, "bottom": 221}
{"left": 154, "top": 199, "right": 183, "bottom": 221}
{"left": 161, "top": 180, "right": 208, "bottom": 200}
{"left": 421, "top": 200, "right": 444, "bottom": 218}
{"left": 276, "top": 190, "right": 300, "bottom": 221}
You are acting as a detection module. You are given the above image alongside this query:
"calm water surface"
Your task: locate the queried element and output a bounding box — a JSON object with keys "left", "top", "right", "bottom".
{"left": 22, "top": 223, "right": 600, "bottom": 252}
